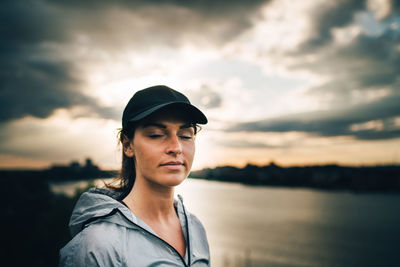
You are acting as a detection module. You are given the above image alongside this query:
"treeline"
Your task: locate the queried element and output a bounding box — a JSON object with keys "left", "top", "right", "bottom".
{"left": 1, "top": 175, "right": 86, "bottom": 266}
{"left": 190, "top": 163, "right": 400, "bottom": 192}
{"left": 1, "top": 158, "right": 117, "bottom": 182}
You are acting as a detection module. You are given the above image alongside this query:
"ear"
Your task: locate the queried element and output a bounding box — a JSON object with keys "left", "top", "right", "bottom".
{"left": 122, "top": 134, "right": 135, "bottom": 158}
{"left": 124, "top": 142, "right": 135, "bottom": 158}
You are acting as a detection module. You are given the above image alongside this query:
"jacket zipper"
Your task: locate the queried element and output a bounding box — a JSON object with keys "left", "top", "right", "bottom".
{"left": 126, "top": 217, "right": 189, "bottom": 267}
{"left": 178, "top": 195, "right": 191, "bottom": 266}
{"left": 111, "top": 208, "right": 190, "bottom": 266}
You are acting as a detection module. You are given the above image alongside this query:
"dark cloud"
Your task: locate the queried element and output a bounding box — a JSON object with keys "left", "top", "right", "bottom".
{"left": 272, "top": 2, "right": 400, "bottom": 142}
{"left": 393, "top": 0, "right": 400, "bottom": 12}
{"left": 0, "top": 53, "right": 120, "bottom": 123}
{"left": 299, "top": 0, "right": 366, "bottom": 51}
{"left": 41, "top": 0, "right": 270, "bottom": 49}
{"left": 48, "top": 0, "right": 268, "bottom": 16}
{"left": 1, "top": 0, "right": 269, "bottom": 123}
{"left": 216, "top": 139, "right": 288, "bottom": 149}
{"left": 289, "top": 23, "right": 400, "bottom": 114}
{"left": 0, "top": 0, "right": 121, "bottom": 123}
{"left": 297, "top": 0, "right": 400, "bottom": 52}
{"left": 227, "top": 94, "right": 400, "bottom": 140}
{"left": 1, "top": 57, "right": 77, "bottom": 121}
{"left": 303, "top": 30, "right": 399, "bottom": 85}
{"left": 1, "top": 1, "right": 67, "bottom": 45}
{"left": 379, "top": 0, "right": 400, "bottom": 19}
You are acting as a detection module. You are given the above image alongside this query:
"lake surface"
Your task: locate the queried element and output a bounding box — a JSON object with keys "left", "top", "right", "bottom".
{"left": 52, "top": 178, "right": 400, "bottom": 267}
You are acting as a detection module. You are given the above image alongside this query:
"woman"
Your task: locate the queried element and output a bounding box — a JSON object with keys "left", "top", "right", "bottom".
{"left": 59, "top": 85, "right": 210, "bottom": 266}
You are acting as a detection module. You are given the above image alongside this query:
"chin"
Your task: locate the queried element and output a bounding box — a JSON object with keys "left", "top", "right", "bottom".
{"left": 162, "top": 174, "right": 187, "bottom": 187}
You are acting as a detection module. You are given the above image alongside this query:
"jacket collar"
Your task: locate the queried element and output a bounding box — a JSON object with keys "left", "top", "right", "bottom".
{"left": 69, "top": 188, "right": 188, "bottom": 239}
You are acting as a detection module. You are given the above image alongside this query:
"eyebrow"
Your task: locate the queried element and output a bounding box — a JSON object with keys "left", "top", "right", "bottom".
{"left": 141, "top": 122, "right": 194, "bottom": 129}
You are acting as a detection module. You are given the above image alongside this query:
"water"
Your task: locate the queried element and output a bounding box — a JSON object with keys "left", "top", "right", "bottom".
{"left": 51, "top": 178, "right": 400, "bottom": 267}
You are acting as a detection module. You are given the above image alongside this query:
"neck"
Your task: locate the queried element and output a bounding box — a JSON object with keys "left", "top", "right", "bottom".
{"left": 123, "top": 176, "right": 176, "bottom": 222}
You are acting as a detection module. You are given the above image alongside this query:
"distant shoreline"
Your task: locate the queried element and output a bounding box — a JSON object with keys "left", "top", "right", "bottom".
{"left": 1, "top": 162, "right": 400, "bottom": 193}
{"left": 190, "top": 163, "right": 400, "bottom": 193}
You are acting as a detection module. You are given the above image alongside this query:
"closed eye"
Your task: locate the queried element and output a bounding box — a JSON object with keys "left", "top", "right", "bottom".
{"left": 148, "top": 134, "right": 163, "bottom": 139}
{"left": 179, "top": 135, "right": 193, "bottom": 140}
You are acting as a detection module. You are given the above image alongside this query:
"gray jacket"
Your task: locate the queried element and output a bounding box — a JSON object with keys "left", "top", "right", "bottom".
{"left": 59, "top": 188, "right": 210, "bottom": 266}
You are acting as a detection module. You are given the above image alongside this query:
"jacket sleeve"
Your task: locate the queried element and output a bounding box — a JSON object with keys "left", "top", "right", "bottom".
{"left": 59, "top": 223, "right": 125, "bottom": 267}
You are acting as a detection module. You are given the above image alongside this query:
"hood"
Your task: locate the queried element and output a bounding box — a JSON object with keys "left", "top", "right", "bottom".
{"left": 68, "top": 188, "right": 188, "bottom": 239}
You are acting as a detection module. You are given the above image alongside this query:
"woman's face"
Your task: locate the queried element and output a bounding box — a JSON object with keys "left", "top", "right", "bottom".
{"left": 125, "top": 113, "right": 196, "bottom": 188}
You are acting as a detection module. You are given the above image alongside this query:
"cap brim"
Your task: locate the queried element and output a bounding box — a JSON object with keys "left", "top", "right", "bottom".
{"left": 128, "top": 101, "right": 208, "bottom": 124}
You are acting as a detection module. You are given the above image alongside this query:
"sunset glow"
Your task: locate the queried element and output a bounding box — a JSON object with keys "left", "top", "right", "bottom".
{"left": 1, "top": 0, "right": 400, "bottom": 170}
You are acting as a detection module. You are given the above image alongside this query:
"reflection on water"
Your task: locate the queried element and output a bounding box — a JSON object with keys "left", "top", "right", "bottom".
{"left": 50, "top": 179, "right": 109, "bottom": 197}
{"left": 52, "top": 178, "right": 400, "bottom": 267}
{"left": 176, "top": 179, "right": 400, "bottom": 267}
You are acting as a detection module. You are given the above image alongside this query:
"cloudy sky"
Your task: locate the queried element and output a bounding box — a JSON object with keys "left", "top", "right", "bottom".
{"left": 1, "top": 0, "right": 400, "bottom": 170}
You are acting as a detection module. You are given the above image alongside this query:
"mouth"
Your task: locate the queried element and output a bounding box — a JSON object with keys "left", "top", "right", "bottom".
{"left": 160, "top": 161, "right": 184, "bottom": 166}
{"left": 159, "top": 161, "right": 184, "bottom": 170}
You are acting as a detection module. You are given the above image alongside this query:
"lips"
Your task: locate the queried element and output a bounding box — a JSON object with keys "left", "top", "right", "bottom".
{"left": 159, "top": 161, "right": 184, "bottom": 171}
{"left": 160, "top": 161, "right": 184, "bottom": 166}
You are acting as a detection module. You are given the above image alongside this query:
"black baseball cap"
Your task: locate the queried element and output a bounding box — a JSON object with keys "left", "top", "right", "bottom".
{"left": 122, "top": 85, "right": 208, "bottom": 128}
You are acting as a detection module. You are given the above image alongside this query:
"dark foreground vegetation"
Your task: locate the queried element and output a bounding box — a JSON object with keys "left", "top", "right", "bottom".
{"left": 191, "top": 162, "right": 400, "bottom": 192}
{"left": 1, "top": 159, "right": 115, "bottom": 266}
{"left": 1, "top": 175, "right": 83, "bottom": 266}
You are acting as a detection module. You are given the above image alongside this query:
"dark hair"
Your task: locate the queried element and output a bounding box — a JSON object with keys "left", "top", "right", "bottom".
{"left": 107, "top": 119, "right": 201, "bottom": 200}
{"left": 104, "top": 123, "right": 136, "bottom": 200}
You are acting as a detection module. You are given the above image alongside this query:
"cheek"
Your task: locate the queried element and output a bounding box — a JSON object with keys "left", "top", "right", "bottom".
{"left": 135, "top": 146, "right": 157, "bottom": 166}
{"left": 184, "top": 143, "right": 196, "bottom": 163}
{"left": 133, "top": 141, "right": 158, "bottom": 170}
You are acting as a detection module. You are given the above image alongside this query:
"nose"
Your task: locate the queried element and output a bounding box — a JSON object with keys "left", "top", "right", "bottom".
{"left": 166, "top": 134, "right": 182, "bottom": 154}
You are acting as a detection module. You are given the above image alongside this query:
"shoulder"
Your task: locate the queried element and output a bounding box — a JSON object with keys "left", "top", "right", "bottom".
{"left": 187, "top": 212, "right": 209, "bottom": 246}
{"left": 83, "top": 221, "right": 128, "bottom": 252}
{"left": 59, "top": 221, "right": 126, "bottom": 267}
{"left": 186, "top": 213, "right": 211, "bottom": 264}
{"left": 188, "top": 212, "right": 207, "bottom": 233}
